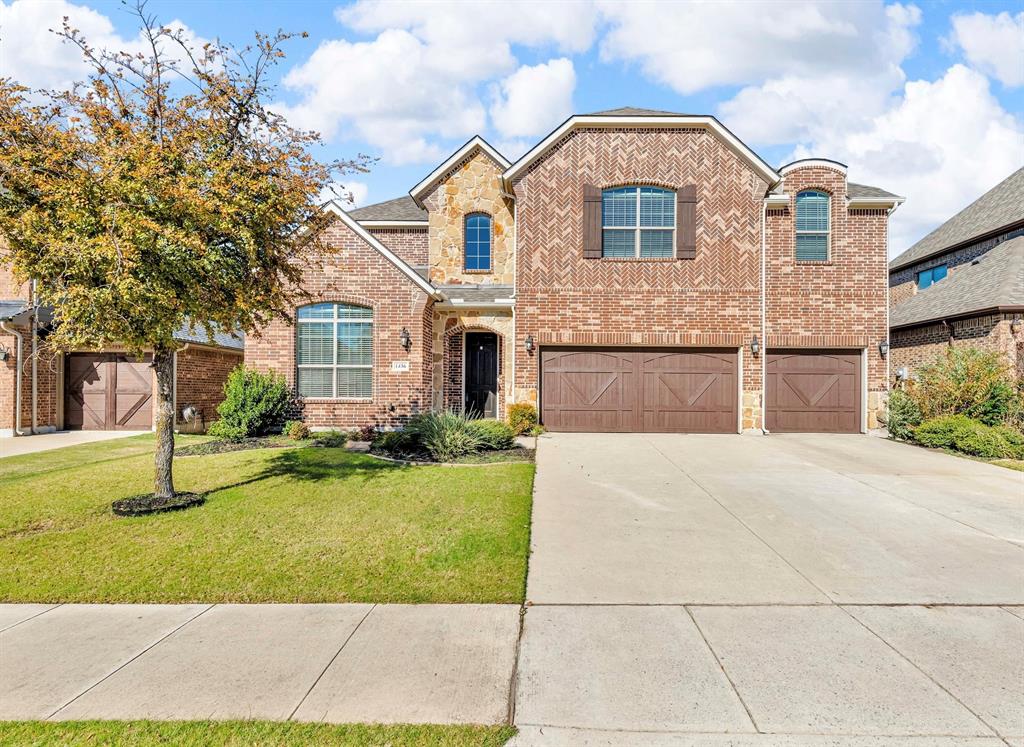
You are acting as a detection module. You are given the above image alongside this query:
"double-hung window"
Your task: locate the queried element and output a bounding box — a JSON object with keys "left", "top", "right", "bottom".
{"left": 464, "top": 213, "right": 492, "bottom": 271}
{"left": 602, "top": 186, "right": 675, "bottom": 258}
{"left": 795, "top": 190, "right": 830, "bottom": 261}
{"left": 917, "top": 264, "right": 947, "bottom": 289}
{"left": 296, "top": 303, "right": 373, "bottom": 399}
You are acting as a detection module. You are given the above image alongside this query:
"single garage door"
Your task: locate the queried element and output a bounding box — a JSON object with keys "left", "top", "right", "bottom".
{"left": 65, "top": 353, "right": 153, "bottom": 430}
{"left": 766, "top": 350, "right": 861, "bottom": 433}
{"left": 541, "top": 347, "right": 737, "bottom": 433}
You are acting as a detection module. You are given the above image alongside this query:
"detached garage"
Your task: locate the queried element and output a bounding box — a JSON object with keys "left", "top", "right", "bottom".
{"left": 540, "top": 347, "right": 738, "bottom": 433}
{"left": 765, "top": 350, "right": 862, "bottom": 433}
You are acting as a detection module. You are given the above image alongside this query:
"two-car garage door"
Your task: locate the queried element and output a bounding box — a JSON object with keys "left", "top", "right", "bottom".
{"left": 541, "top": 348, "right": 738, "bottom": 433}
{"left": 540, "top": 347, "right": 861, "bottom": 433}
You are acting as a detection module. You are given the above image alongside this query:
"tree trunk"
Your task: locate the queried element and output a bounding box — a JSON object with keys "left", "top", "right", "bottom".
{"left": 153, "top": 347, "right": 176, "bottom": 498}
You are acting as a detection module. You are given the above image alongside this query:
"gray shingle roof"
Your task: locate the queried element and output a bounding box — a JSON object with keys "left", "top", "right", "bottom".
{"left": 587, "top": 107, "right": 688, "bottom": 116}
{"left": 438, "top": 284, "right": 514, "bottom": 304}
{"left": 890, "top": 236, "right": 1024, "bottom": 328}
{"left": 348, "top": 196, "right": 427, "bottom": 222}
{"left": 0, "top": 300, "right": 28, "bottom": 321}
{"left": 174, "top": 323, "right": 245, "bottom": 350}
{"left": 890, "top": 167, "right": 1024, "bottom": 271}
{"left": 848, "top": 182, "right": 902, "bottom": 200}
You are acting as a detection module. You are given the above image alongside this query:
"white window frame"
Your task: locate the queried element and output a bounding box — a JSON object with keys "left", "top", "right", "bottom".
{"left": 602, "top": 186, "right": 675, "bottom": 259}
{"left": 296, "top": 303, "right": 373, "bottom": 400}
{"left": 795, "top": 190, "right": 831, "bottom": 262}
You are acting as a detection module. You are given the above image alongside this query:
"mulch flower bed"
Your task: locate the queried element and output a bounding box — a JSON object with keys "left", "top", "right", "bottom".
{"left": 112, "top": 492, "right": 205, "bottom": 517}
{"left": 176, "top": 437, "right": 293, "bottom": 456}
{"left": 369, "top": 446, "right": 535, "bottom": 465}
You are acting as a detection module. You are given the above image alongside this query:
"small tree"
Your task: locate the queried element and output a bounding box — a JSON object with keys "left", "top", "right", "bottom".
{"left": 0, "top": 4, "right": 368, "bottom": 499}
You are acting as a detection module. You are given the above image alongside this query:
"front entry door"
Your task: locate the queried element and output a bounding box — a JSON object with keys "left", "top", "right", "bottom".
{"left": 465, "top": 332, "right": 498, "bottom": 418}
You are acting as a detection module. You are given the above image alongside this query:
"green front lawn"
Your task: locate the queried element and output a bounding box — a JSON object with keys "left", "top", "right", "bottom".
{"left": 0, "top": 435, "right": 534, "bottom": 603}
{"left": 0, "top": 721, "right": 515, "bottom": 746}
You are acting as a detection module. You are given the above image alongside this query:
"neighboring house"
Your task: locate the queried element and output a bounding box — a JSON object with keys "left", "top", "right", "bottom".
{"left": 889, "top": 167, "right": 1024, "bottom": 379}
{"left": 247, "top": 108, "right": 903, "bottom": 434}
{"left": 0, "top": 268, "right": 243, "bottom": 438}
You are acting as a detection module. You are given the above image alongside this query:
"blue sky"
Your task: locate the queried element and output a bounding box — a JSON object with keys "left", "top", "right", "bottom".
{"left": 1, "top": 0, "right": 1021, "bottom": 256}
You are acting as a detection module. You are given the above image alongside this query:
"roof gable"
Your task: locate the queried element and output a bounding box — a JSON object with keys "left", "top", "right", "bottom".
{"left": 409, "top": 136, "right": 510, "bottom": 208}
{"left": 890, "top": 167, "right": 1024, "bottom": 271}
{"left": 348, "top": 195, "right": 427, "bottom": 224}
{"left": 502, "top": 113, "right": 781, "bottom": 188}
{"left": 321, "top": 202, "right": 436, "bottom": 297}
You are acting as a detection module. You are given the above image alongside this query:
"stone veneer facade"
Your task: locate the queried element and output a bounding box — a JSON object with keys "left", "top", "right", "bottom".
{"left": 421, "top": 150, "right": 515, "bottom": 286}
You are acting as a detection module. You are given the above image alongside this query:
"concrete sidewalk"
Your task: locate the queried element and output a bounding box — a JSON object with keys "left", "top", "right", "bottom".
{"left": 0, "top": 603, "right": 519, "bottom": 725}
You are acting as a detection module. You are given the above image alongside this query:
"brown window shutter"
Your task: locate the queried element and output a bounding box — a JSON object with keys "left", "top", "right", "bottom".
{"left": 677, "top": 184, "right": 697, "bottom": 260}
{"left": 583, "top": 184, "right": 602, "bottom": 259}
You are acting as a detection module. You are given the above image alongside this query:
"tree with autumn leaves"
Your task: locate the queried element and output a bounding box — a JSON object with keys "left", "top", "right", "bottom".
{"left": 0, "top": 4, "right": 367, "bottom": 500}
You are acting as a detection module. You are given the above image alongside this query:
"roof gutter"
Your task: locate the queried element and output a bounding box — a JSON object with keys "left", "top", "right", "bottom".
{"left": 890, "top": 305, "right": 1024, "bottom": 331}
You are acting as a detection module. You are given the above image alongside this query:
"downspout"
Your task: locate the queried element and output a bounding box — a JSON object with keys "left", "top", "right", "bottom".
{"left": 0, "top": 320, "right": 24, "bottom": 436}
{"left": 760, "top": 197, "right": 770, "bottom": 435}
{"left": 510, "top": 194, "right": 517, "bottom": 407}
{"left": 172, "top": 343, "right": 189, "bottom": 430}
{"left": 30, "top": 280, "right": 37, "bottom": 434}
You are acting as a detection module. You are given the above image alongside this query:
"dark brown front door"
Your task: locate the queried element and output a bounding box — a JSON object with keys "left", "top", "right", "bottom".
{"left": 766, "top": 350, "right": 861, "bottom": 433}
{"left": 65, "top": 353, "right": 153, "bottom": 430}
{"left": 540, "top": 347, "right": 738, "bottom": 433}
{"left": 465, "top": 332, "right": 498, "bottom": 418}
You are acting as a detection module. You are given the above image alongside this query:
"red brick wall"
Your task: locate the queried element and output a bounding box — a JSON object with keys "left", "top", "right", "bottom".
{"left": 0, "top": 322, "right": 60, "bottom": 435}
{"left": 512, "top": 127, "right": 768, "bottom": 399}
{"left": 891, "top": 313, "right": 1021, "bottom": 381}
{"left": 175, "top": 346, "right": 243, "bottom": 427}
{"left": 246, "top": 216, "right": 433, "bottom": 430}
{"left": 766, "top": 164, "right": 889, "bottom": 398}
{"left": 368, "top": 228, "right": 428, "bottom": 266}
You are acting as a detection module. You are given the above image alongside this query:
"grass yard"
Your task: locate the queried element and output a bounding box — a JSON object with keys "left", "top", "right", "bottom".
{"left": 0, "top": 721, "right": 515, "bottom": 746}
{"left": 0, "top": 435, "right": 534, "bottom": 603}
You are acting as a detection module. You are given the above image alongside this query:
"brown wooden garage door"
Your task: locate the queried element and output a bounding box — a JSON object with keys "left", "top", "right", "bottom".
{"left": 65, "top": 353, "right": 153, "bottom": 430}
{"left": 766, "top": 350, "right": 861, "bottom": 433}
{"left": 540, "top": 347, "right": 737, "bottom": 433}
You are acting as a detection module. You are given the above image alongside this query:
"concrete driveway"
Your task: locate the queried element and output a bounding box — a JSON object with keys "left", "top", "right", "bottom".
{"left": 514, "top": 433, "right": 1024, "bottom": 745}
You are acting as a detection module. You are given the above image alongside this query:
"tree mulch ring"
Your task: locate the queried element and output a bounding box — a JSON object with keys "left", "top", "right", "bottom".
{"left": 112, "top": 492, "right": 206, "bottom": 517}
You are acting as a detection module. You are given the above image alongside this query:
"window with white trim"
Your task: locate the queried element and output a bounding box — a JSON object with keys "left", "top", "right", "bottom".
{"left": 602, "top": 186, "right": 675, "bottom": 258}
{"left": 296, "top": 303, "right": 372, "bottom": 399}
{"left": 795, "top": 190, "right": 830, "bottom": 261}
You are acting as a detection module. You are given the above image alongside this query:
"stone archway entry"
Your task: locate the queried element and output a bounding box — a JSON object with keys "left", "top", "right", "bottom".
{"left": 465, "top": 332, "right": 498, "bottom": 418}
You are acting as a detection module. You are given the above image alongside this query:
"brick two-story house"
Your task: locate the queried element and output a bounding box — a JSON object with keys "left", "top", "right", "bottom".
{"left": 247, "top": 108, "right": 903, "bottom": 434}
{"left": 889, "top": 167, "right": 1023, "bottom": 379}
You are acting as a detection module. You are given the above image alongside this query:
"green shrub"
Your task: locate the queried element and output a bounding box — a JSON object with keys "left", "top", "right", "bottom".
{"left": 467, "top": 419, "right": 516, "bottom": 450}
{"left": 212, "top": 366, "right": 291, "bottom": 439}
{"left": 883, "top": 388, "right": 922, "bottom": 441}
{"left": 374, "top": 429, "right": 418, "bottom": 454}
{"left": 283, "top": 420, "right": 310, "bottom": 440}
{"left": 311, "top": 430, "right": 347, "bottom": 448}
{"left": 206, "top": 420, "right": 248, "bottom": 442}
{"left": 408, "top": 410, "right": 482, "bottom": 462}
{"left": 914, "top": 414, "right": 1024, "bottom": 459}
{"left": 507, "top": 403, "right": 538, "bottom": 436}
{"left": 913, "top": 348, "right": 1019, "bottom": 425}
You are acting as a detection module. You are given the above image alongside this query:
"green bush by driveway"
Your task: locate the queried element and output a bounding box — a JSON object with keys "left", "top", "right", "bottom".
{"left": 0, "top": 436, "right": 534, "bottom": 604}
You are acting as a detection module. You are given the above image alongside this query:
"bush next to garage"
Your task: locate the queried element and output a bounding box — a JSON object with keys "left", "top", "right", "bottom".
{"left": 507, "top": 403, "right": 538, "bottom": 436}
{"left": 913, "top": 415, "right": 1024, "bottom": 460}
{"left": 208, "top": 366, "right": 291, "bottom": 441}
{"left": 371, "top": 411, "right": 528, "bottom": 463}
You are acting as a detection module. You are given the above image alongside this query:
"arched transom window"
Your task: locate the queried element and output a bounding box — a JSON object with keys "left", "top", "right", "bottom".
{"left": 602, "top": 186, "right": 675, "bottom": 258}
{"left": 795, "top": 190, "right": 830, "bottom": 261}
{"left": 296, "top": 302, "right": 372, "bottom": 399}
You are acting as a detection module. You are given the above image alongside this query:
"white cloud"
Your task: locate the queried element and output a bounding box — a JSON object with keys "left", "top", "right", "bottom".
{"left": 280, "top": 0, "right": 598, "bottom": 165}
{"left": 490, "top": 58, "right": 575, "bottom": 139}
{"left": 0, "top": 0, "right": 204, "bottom": 92}
{"left": 598, "top": 1, "right": 919, "bottom": 95}
{"left": 946, "top": 11, "right": 1024, "bottom": 87}
{"left": 787, "top": 65, "right": 1024, "bottom": 255}
{"left": 319, "top": 180, "right": 369, "bottom": 207}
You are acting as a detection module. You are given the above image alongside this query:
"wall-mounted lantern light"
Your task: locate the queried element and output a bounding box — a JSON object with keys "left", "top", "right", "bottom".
{"left": 399, "top": 327, "right": 412, "bottom": 351}
{"left": 750, "top": 335, "right": 760, "bottom": 358}
{"left": 524, "top": 335, "right": 536, "bottom": 355}
{"left": 878, "top": 339, "right": 890, "bottom": 359}
{"left": 0, "top": 343, "right": 8, "bottom": 363}
{"left": 1012, "top": 316, "right": 1022, "bottom": 334}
